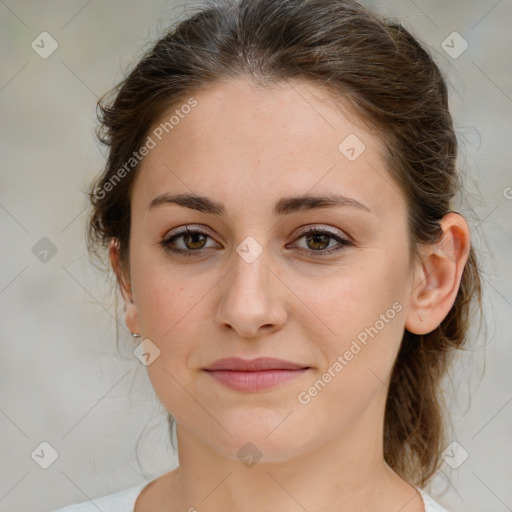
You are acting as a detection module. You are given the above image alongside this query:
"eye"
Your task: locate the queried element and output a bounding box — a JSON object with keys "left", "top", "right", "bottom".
{"left": 160, "top": 226, "right": 220, "bottom": 257}
{"left": 288, "top": 226, "right": 352, "bottom": 256}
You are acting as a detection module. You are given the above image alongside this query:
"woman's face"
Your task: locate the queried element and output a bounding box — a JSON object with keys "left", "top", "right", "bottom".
{"left": 122, "top": 78, "right": 417, "bottom": 463}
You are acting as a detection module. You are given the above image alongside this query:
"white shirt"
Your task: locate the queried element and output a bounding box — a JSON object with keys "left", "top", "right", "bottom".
{"left": 52, "top": 481, "right": 451, "bottom": 511}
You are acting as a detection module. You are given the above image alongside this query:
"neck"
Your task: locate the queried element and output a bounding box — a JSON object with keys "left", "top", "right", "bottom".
{"left": 161, "top": 402, "right": 424, "bottom": 512}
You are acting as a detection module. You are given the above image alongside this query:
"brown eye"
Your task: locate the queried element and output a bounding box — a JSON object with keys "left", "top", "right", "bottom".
{"left": 161, "top": 227, "right": 220, "bottom": 257}
{"left": 305, "top": 232, "right": 331, "bottom": 251}
{"left": 290, "top": 227, "right": 352, "bottom": 256}
{"left": 181, "top": 231, "right": 207, "bottom": 250}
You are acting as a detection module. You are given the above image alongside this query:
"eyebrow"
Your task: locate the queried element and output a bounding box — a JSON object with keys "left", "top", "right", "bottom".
{"left": 147, "top": 192, "right": 373, "bottom": 216}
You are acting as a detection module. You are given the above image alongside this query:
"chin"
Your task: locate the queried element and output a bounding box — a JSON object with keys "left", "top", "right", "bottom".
{"left": 204, "top": 414, "right": 309, "bottom": 465}
{"left": 214, "top": 435, "right": 304, "bottom": 465}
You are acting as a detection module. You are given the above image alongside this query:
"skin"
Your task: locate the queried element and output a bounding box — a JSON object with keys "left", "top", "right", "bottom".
{"left": 109, "top": 77, "right": 470, "bottom": 512}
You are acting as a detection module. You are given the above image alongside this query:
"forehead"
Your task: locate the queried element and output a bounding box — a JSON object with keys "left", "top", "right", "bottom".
{"left": 131, "top": 77, "right": 404, "bottom": 217}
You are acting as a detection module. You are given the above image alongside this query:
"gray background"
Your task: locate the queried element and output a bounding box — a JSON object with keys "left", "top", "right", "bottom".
{"left": 0, "top": 1, "right": 510, "bottom": 511}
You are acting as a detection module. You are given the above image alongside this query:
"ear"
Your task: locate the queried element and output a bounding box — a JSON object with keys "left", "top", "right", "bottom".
{"left": 109, "top": 238, "right": 141, "bottom": 336}
{"left": 405, "top": 212, "right": 470, "bottom": 335}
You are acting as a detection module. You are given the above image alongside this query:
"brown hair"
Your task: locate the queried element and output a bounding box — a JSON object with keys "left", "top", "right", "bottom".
{"left": 86, "top": 0, "right": 483, "bottom": 488}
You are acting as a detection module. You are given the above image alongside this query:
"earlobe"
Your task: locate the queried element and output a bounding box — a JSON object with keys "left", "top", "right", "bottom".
{"left": 405, "top": 213, "right": 470, "bottom": 335}
{"left": 124, "top": 302, "right": 141, "bottom": 337}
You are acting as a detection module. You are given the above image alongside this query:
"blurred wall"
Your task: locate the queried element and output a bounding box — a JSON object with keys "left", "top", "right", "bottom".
{"left": 0, "top": 1, "right": 510, "bottom": 511}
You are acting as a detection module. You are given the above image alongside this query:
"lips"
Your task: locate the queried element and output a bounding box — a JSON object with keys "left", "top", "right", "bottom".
{"left": 203, "top": 357, "right": 311, "bottom": 392}
{"left": 203, "top": 357, "right": 309, "bottom": 371}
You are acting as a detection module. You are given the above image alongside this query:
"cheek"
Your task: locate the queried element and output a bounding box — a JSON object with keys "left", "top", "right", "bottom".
{"left": 293, "top": 268, "right": 406, "bottom": 433}
{"left": 130, "top": 258, "right": 197, "bottom": 388}
{"left": 132, "top": 253, "right": 199, "bottom": 336}
{"left": 135, "top": 268, "right": 200, "bottom": 419}
{"left": 299, "top": 255, "right": 405, "bottom": 332}
{"left": 292, "top": 250, "right": 408, "bottom": 376}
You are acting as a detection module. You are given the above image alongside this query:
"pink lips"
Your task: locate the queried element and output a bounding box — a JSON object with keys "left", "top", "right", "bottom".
{"left": 203, "top": 357, "right": 310, "bottom": 392}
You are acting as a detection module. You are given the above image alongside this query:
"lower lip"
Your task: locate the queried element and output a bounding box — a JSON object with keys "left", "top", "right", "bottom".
{"left": 204, "top": 369, "right": 309, "bottom": 392}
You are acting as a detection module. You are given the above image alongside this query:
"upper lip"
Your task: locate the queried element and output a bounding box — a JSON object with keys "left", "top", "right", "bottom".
{"left": 203, "top": 357, "right": 309, "bottom": 371}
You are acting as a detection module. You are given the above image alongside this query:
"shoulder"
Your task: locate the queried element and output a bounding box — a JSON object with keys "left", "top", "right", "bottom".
{"left": 51, "top": 481, "right": 150, "bottom": 512}
{"left": 416, "top": 487, "right": 452, "bottom": 512}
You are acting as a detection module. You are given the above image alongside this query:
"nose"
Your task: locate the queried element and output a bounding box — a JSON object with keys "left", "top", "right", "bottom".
{"left": 214, "top": 246, "right": 288, "bottom": 339}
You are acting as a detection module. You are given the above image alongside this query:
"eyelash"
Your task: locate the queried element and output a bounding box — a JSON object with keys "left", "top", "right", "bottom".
{"left": 160, "top": 226, "right": 353, "bottom": 258}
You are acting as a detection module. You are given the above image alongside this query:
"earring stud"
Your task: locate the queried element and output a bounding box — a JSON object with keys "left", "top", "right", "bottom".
{"left": 129, "top": 330, "right": 141, "bottom": 338}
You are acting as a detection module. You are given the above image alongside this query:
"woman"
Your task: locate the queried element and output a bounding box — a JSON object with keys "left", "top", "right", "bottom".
{"left": 54, "top": 0, "right": 482, "bottom": 510}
